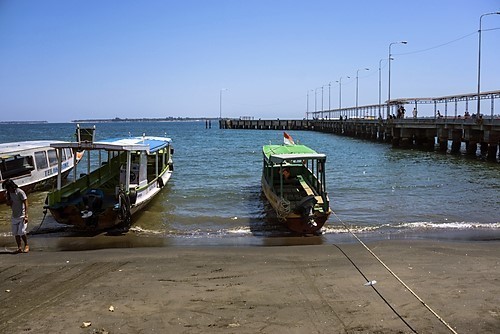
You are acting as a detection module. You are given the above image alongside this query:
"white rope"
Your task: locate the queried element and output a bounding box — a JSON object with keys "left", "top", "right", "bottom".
{"left": 332, "top": 210, "right": 459, "bottom": 334}
{"left": 276, "top": 198, "right": 291, "bottom": 221}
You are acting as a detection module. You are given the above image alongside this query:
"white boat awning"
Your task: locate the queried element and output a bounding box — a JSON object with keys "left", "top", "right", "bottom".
{"left": 269, "top": 153, "right": 326, "bottom": 164}
{"left": 50, "top": 136, "right": 172, "bottom": 154}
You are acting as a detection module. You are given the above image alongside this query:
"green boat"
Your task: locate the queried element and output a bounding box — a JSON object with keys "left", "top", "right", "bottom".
{"left": 261, "top": 135, "right": 331, "bottom": 233}
{"left": 45, "top": 125, "right": 173, "bottom": 230}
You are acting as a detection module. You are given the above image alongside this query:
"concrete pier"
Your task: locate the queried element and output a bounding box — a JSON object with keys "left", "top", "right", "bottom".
{"left": 220, "top": 90, "right": 500, "bottom": 162}
{"left": 220, "top": 117, "right": 500, "bottom": 162}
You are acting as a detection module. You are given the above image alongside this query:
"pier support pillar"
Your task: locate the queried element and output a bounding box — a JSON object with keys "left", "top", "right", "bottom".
{"left": 398, "top": 128, "right": 414, "bottom": 149}
{"left": 466, "top": 141, "right": 478, "bottom": 156}
{"left": 438, "top": 137, "right": 448, "bottom": 152}
{"left": 480, "top": 142, "right": 488, "bottom": 157}
{"left": 484, "top": 131, "right": 500, "bottom": 162}
{"left": 385, "top": 132, "right": 392, "bottom": 143}
{"left": 415, "top": 129, "right": 436, "bottom": 151}
{"left": 437, "top": 127, "right": 448, "bottom": 152}
{"left": 450, "top": 129, "right": 462, "bottom": 154}
{"left": 487, "top": 144, "right": 498, "bottom": 162}
{"left": 377, "top": 126, "right": 385, "bottom": 142}
{"left": 391, "top": 128, "right": 400, "bottom": 147}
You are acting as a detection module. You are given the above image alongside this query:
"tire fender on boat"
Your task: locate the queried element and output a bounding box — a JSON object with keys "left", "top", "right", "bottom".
{"left": 128, "top": 188, "right": 137, "bottom": 205}
{"left": 118, "top": 192, "right": 131, "bottom": 224}
{"left": 157, "top": 176, "right": 164, "bottom": 188}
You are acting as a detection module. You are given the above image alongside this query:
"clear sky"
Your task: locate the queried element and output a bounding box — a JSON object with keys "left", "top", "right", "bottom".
{"left": 0, "top": 0, "right": 499, "bottom": 122}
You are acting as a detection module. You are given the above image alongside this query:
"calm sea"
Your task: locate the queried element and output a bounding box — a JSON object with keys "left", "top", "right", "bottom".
{"left": 1, "top": 121, "right": 499, "bottom": 246}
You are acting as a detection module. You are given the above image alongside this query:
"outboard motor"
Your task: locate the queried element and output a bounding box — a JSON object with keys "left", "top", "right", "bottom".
{"left": 294, "top": 195, "right": 318, "bottom": 226}
{"left": 81, "top": 189, "right": 104, "bottom": 225}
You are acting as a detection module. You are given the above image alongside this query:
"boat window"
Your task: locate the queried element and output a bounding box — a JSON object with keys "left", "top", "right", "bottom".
{"left": 0, "top": 155, "right": 34, "bottom": 179}
{"left": 65, "top": 148, "right": 73, "bottom": 159}
{"left": 48, "top": 149, "right": 58, "bottom": 167}
{"left": 60, "top": 148, "right": 67, "bottom": 161}
{"left": 34, "top": 151, "right": 49, "bottom": 170}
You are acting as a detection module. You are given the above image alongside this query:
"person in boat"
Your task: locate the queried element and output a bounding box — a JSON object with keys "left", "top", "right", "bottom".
{"left": 282, "top": 167, "right": 298, "bottom": 185}
{"left": 2, "top": 179, "right": 29, "bottom": 253}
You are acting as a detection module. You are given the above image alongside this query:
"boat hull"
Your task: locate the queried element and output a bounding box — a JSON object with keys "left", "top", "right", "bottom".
{"left": 261, "top": 176, "right": 330, "bottom": 234}
{"left": 48, "top": 169, "right": 172, "bottom": 230}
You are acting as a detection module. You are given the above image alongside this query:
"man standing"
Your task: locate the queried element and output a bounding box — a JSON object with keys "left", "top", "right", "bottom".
{"left": 2, "top": 179, "right": 29, "bottom": 253}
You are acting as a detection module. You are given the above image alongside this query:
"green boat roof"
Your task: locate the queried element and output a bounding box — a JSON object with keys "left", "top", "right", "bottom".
{"left": 263, "top": 144, "right": 326, "bottom": 163}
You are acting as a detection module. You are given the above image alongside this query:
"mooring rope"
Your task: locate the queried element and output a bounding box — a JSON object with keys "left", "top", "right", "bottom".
{"left": 333, "top": 244, "right": 418, "bottom": 333}
{"left": 29, "top": 208, "right": 48, "bottom": 235}
{"left": 331, "top": 210, "right": 459, "bottom": 334}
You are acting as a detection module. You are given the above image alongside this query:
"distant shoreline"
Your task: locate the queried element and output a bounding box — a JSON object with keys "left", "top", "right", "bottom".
{"left": 0, "top": 121, "right": 48, "bottom": 124}
{"left": 0, "top": 118, "right": 219, "bottom": 124}
{"left": 71, "top": 117, "right": 219, "bottom": 123}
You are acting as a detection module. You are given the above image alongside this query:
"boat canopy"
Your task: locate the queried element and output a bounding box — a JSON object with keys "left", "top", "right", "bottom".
{"left": 0, "top": 140, "right": 65, "bottom": 156}
{"left": 263, "top": 144, "right": 326, "bottom": 164}
{"left": 50, "top": 136, "right": 172, "bottom": 154}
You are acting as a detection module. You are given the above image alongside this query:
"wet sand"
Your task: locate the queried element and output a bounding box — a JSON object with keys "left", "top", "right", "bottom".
{"left": 1, "top": 237, "right": 499, "bottom": 334}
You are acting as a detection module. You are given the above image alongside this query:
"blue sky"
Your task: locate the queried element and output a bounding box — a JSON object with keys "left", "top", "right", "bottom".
{"left": 0, "top": 0, "right": 499, "bottom": 122}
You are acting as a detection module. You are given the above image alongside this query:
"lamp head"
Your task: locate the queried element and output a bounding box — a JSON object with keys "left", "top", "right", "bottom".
{"left": 401, "top": 41, "right": 408, "bottom": 44}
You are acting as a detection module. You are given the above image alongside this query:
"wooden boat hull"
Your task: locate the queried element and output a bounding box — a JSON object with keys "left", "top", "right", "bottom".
{"left": 48, "top": 168, "right": 172, "bottom": 230}
{"left": 261, "top": 175, "right": 330, "bottom": 234}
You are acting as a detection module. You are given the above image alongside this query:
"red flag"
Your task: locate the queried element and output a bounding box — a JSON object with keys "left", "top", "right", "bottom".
{"left": 284, "top": 132, "right": 294, "bottom": 145}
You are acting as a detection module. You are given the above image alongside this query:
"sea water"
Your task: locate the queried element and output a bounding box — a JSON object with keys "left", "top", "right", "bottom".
{"left": 0, "top": 121, "right": 499, "bottom": 245}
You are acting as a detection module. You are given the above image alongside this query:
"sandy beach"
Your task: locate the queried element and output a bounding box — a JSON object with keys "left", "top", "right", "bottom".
{"left": 1, "top": 237, "right": 499, "bottom": 334}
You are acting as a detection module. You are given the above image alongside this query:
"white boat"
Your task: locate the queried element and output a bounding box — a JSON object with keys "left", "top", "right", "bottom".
{"left": 0, "top": 140, "right": 79, "bottom": 203}
{"left": 45, "top": 126, "right": 174, "bottom": 230}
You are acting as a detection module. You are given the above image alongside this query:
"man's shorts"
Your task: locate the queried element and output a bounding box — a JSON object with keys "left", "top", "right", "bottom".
{"left": 11, "top": 217, "right": 27, "bottom": 236}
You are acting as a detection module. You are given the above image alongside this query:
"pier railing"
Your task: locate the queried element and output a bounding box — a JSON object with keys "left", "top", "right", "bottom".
{"left": 307, "top": 90, "right": 500, "bottom": 121}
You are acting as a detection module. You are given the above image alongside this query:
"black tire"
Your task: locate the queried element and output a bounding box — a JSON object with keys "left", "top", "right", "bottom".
{"left": 128, "top": 188, "right": 137, "bottom": 205}
{"left": 118, "top": 192, "right": 131, "bottom": 225}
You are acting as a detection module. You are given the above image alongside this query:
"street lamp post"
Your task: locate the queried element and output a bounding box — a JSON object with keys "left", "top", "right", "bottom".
{"left": 321, "top": 86, "right": 325, "bottom": 116}
{"left": 314, "top": 88, "right": 318, "bottom": 114}
{"left": 328, "top": 82, "right": 332, "bottom": 112}
{"left": 477, "top": 12, "right": 500, "bottom": 117}
{"left": 306, "top": 90, "right": 310, "bottom": 119}
{"left": 379, "top": 59, "right": 383, "bottom": 119}
{"left": 306, "top": 89, "right": 313, "bottom": 119}
{"left": 387, "top": 41, "right": 407, "bottom": 118}
{"left": 219, "top": 88, "right": 228, "bottom": 119}
{"left": 336, "top": 76, "right": 350, "bottom": 118}
{"left": 378, "top": 57, "right": 392, "bottom": 119}
{"left": 336, "top": 77, "right": 342, "bottom": 109}
{"left": 356, "top": 68, "right": 369, "bottom": 118}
